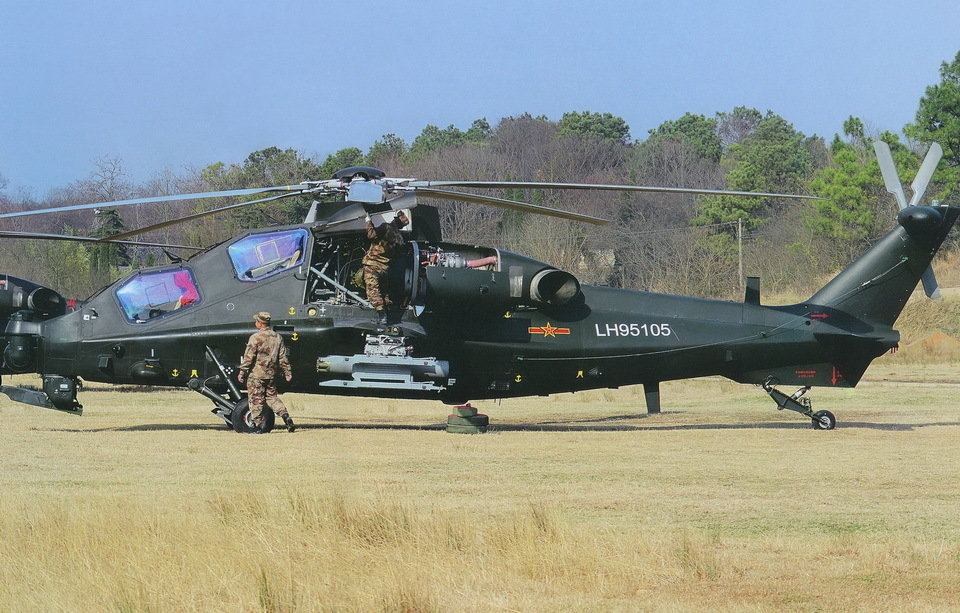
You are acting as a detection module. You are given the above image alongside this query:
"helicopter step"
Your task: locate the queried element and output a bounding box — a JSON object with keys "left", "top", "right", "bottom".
{"left": 316, "top": 335, "right": 449, "bottom": 392}
{"left": 760, "top": 377, "right": 836, "bottom": 430}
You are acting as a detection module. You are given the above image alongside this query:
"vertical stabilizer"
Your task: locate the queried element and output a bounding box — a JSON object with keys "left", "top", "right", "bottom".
{"left": 807, "top": 205, "right": 959, "bottom": 326}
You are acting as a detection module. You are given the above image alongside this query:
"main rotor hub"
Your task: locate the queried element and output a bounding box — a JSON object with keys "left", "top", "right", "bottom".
{"left": 333, "top": 166, "right": 386, "bottom": 181}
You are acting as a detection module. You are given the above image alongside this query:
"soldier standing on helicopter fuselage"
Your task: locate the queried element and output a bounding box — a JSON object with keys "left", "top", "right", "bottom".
{"left": 362, "top": 210, "right": 408, "bottom": 327}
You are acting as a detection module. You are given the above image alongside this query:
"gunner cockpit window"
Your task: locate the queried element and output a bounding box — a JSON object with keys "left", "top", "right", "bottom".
{"left": 116, "top": 269, "right": 200, "bottom": 324}
{"left": 227, "top": 229, "right": 308, "bottom": 281}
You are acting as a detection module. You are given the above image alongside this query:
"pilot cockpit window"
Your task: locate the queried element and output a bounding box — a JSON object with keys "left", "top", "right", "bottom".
{"left": 227, "top": 229, "right": 308, "bottom": 281}
{"left": 116, "top": 269, "right": 201, "bottom": 324}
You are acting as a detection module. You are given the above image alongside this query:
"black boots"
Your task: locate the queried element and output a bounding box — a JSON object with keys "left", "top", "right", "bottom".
{"left": 282, "top": 414, "right": 296, "bottom": 433}
{"left": 386, "top": 306, "right": 404, "bottom": 325}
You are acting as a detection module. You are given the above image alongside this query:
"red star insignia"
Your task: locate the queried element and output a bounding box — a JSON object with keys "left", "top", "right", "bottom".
{"left": 528, "top": 322, "right": 571, "bottom": 337}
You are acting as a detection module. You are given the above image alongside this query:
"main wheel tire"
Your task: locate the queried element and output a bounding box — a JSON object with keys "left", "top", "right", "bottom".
{"left": 447, "top": 414, "right": 489, "bottom": 427}
{"left": 811, "top": 409, "right": 836, "bottom": 430}
{"left": 446, "top": 423, "right": 488, "bottom": 434}
{"left": 230, "top": 398, "right": 275, "bottom": 434}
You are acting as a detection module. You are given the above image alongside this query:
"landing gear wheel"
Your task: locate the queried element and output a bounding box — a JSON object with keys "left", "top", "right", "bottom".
{"left": 230, "top": 398, "right": 275, "bottom": 434}
{"left": 446, "top": 412, "right": 489, "bottom": 433}
{"left": 811, "top": 410, "right": 836, "bottom": 430}
{"left": 446, "top": 423, "right": 488, "bottom": 434}
{"left": 447, "top": 414, "right": 489, "bottom": 427}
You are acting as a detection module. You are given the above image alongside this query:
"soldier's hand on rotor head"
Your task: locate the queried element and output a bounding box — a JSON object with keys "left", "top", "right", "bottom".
{"left": 285, "top": 374, "right": 292, "bottom": 382}
{"left": 237, "top": 372, "right": 245, "bottom": 383}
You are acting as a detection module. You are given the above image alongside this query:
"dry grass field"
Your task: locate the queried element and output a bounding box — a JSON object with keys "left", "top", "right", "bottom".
{"left": 1, "top": 359, "right": 959, "bottom": 612}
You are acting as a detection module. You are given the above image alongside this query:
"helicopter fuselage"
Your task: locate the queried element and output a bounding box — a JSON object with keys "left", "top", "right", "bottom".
{"left": 8, "top": 220, "right": 895, "bottom": 407}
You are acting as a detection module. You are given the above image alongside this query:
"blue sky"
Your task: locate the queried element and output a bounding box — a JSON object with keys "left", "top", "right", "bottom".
{"left": 1, "top": 0, "right": 958, "bottom": 196}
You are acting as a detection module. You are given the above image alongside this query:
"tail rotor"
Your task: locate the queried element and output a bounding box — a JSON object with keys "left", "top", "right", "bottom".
{"left": 874, "top": 141, "right": 944, "bottom": 298}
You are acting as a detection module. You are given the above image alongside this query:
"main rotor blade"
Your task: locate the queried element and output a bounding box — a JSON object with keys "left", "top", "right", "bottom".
{"left": 874, "top": 141, "right": 909, "bottom": 209}
{"left": 0, "top": 185, "right": 310, "bottom": 220}
{"left": 416, "top": 188, "right": 610, "bottom": 225}
{"left": 909, "top": 142, "right": 943, "bottom": 207}
{"left": 0, "top": 230, "right": 201, "bottom": 250}
{"left": 106, "top": 191, "right": 305, "bottom": 240}
{"left": 410, "top": 180, "right": 825, "bottom": 200}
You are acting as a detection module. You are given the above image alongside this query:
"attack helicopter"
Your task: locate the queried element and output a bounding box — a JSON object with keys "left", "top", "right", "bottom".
{"left": 0, "top": 142, "right": 954, "bottom": 432}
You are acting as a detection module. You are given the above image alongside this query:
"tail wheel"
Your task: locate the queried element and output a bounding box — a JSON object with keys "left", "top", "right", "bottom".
{"left": 811, "top": 410, "right": 836, "bottom": 430}
{"left": 230, "top": 398, "right": 275, "bottom": 434}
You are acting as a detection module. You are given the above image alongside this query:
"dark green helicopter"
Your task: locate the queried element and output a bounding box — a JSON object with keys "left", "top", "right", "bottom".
{"left": 0, "top": 142, "right": 952, "bottom": 432}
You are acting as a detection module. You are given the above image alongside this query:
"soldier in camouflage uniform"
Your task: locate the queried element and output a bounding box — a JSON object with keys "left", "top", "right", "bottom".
{"left": 237, "top": 311, "right": 296, "bottom": 433}
{"left": 362, "top": 210, "right": 409, "bottom": 327}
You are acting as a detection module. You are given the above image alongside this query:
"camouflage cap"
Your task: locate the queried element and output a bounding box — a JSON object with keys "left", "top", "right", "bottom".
{"left": 254, "top": 311, "right": 272, "bottom": 324}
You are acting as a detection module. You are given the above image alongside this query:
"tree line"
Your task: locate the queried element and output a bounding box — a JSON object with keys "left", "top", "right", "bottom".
{"left": 2, "top": 52, "right": 960, "bottom": 301}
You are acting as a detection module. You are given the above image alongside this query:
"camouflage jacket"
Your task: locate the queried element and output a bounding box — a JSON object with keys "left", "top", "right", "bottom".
{"left": 362, "top": 214, "right": 407, "bottom": 265}
{"left": 239, "top": 329, "right": 292, "bottom": 380}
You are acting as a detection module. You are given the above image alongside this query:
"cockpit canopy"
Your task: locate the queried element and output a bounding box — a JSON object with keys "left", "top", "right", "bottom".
{"left": 115, "top": 269, "right": 200, "bottom": 323}
{"left": 227, "top": 229, "right": 308, "bottom": 281}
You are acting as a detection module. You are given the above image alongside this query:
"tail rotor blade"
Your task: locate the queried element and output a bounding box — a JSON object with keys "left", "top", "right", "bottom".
{"left": 909, "top": 142, "right": 943, "bottom": 207}
{"left": 874, "top": 141, "right": 909, "bottom": 210}
{"left": 921, "top": 266, "right": 941, "bottom": 299}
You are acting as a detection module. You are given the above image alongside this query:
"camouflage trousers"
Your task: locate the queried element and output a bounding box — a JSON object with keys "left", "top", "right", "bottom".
{"left": 363, "top": 261, "right": 390, "bottom": 310}
{"left": 246, "top": 377, "right": 289, "bottom": 426}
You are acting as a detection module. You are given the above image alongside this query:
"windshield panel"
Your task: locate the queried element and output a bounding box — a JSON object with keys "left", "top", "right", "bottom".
{"left": 116, "top": 269, "right": 200, "bottom": 323}
{"left": 228, "top": 229, "right": 307, "bottom": 281}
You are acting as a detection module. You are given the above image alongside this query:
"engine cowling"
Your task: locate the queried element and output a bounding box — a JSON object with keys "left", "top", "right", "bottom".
{"left": 0, "top": 275, "right": 67, "bottom": 320}
{"left": 418, "top": 244, "right": 582, "bottom": 312}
